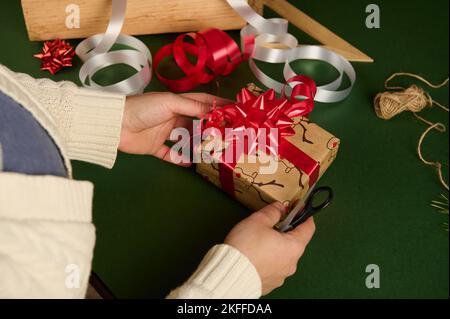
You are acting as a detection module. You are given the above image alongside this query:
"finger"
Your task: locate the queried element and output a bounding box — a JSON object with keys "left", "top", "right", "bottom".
{"left": 288, "top": 217, "right": 316, "bottom": 247}
{"left": 153, "top": 145, "right": 192, "bottom": 167}
{"left": 181, "top": 93, "right": 233, "bottom": 106}
{"left": 168, "top": 94, "right": 211, "bottom": 118}
{"left": 255, "top": 202, "right": 287, "bottom": 226}
{"left": 174, "top": 116, "right": 193, "bottom": 133}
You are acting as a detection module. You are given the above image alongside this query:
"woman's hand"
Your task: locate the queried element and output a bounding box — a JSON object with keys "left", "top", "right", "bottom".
{"left": 119, "top": 92, "right": 231, "bottom": 165}
{"left": 224, "top": 202, "right": 316, "bottom": 295}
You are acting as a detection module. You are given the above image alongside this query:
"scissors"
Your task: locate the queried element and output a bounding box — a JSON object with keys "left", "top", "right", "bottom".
{"left": 275, "top": 184, "right": 333, "bottom": 233}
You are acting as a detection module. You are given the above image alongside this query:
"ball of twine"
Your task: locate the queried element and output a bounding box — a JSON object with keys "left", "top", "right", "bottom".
{"left": 374, "top": 84, "right": 433, "bottom": 120}
{"left": 373, "top": 72, "right": 449, "bottom": 191}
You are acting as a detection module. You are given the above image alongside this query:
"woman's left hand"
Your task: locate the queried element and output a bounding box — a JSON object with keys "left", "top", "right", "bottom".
{"left": 119, "top": 92, "right": 231, "bottom": 166}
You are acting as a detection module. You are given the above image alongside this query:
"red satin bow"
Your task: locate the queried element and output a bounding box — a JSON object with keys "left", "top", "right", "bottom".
{"left": 153, "top": 29, "right": 247, "bottom": 92}
{"left": 202, "top": 75, "right": 317, "bottom": 158}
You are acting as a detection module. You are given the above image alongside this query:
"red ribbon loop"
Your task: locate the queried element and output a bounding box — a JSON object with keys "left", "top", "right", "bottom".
{"left": 154, "top": 28, "right": 246, "bottom": 92}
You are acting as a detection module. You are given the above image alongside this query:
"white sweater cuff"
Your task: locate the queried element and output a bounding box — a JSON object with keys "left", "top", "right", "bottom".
{"left": 0, "top": 172, "right": 93, "bottom": 223}
{"left": 167, "top": 244, "right": 262, "bottom": 299}
{"left": 67, "top": 89, "right": 125, "bottom": 169}
{"left": 0, "top": 172, "right": 95, "bottom": 298}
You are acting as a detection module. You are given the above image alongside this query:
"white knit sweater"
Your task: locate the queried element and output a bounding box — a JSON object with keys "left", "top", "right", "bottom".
{"left": 0, "top": 64, "right": 261, "bottom": 299}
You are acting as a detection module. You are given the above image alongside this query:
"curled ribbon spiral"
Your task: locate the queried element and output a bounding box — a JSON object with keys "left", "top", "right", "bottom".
{"left": 154, "top": 29, "right": 245, "bottom": 92}
{"left": 227, "top": 0, "right": 356, "bottom": 103}
{"left": 75, "top": 0, "right": 355, "bottom": 102}
{"left": 154, "top": 1, "right": 356, "bottom": 103}
{"left": 75, "top": 0, "right": 152, "bottom": 95}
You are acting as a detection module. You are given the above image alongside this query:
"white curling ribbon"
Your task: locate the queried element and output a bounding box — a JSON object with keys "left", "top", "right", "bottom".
{"left": 227, "top": 0, "right": 356, "bottom": 103}
{"left": 75, "top": 0, "right": 152, "bottom": 95}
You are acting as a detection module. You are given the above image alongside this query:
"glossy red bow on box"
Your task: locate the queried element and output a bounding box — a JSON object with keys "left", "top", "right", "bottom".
{"left": 199, "top": 75, "right": 321, "bottom": 197}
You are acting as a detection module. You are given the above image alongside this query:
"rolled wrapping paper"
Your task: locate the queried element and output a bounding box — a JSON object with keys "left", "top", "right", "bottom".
{"left": 75, "top": 0, "right": 152, "bottom": 95}
{"left": 227, "top": 0, "right": 356, "bottom": 103}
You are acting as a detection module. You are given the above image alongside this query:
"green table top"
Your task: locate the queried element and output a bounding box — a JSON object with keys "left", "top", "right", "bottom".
{"left": 1, "top": 0, "right": 448, "bottom": 299}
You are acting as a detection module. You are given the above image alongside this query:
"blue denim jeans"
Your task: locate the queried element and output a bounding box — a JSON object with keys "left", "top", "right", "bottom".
{"left": 0, "top": 91, "right": 67, "bottom": 177}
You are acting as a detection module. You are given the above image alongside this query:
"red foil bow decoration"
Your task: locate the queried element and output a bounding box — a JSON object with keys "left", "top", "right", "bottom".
{"left": 154, "top": 29, "right": 248, "bottom": 92}
{"left": 34, "top": 39, "right": 76, "bottom": 74}
{"left": 200, "top": 75, "right": 320, "bottom": 197}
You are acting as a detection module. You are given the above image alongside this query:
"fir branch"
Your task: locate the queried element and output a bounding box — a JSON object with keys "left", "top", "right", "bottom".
{"left": 431, "top": 194, "right": 449, "bottom": 232}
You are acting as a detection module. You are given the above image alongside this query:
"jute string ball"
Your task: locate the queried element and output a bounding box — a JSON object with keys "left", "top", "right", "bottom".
{"left": 374, "top": 72, "right": 449, "bottom": 191}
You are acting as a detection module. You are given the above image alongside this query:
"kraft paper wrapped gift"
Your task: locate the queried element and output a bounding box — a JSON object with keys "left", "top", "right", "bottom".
{"left": 195, "top": 83, "right": 340, "bottom": 211}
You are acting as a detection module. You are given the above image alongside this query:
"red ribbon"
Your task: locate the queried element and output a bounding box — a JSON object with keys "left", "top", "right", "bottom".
{"left": 200, "top": 75, "right": 320, "bottom": 197}
{"left": 153, "top": 29, "right": 248, "bottom": 92}
{"left": 34, "top": 39, "right": 75, "bottom": 75}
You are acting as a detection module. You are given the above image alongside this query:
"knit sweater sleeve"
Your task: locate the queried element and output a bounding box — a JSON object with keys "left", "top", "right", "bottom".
{"left": 167, "top": 244, "right": 262, "bottom": 299}
{"left": 0, "top": 173, "right": 95, "bottom": 298}
{"left": 0, "top": 64, "right": 262, "bottom": 299}
{"left": 1, "top": 65, "right": 125, "bottom": 169}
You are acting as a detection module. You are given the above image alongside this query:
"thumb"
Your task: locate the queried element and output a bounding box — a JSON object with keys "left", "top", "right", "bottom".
{"left": 289, "top": 217, "right": 316, "bottom": 247}
{"left": 255, "top": 202, "right": 287, "bottom": 226}
{"left": 169, "top": 94, "right": 211, "bottom": 118}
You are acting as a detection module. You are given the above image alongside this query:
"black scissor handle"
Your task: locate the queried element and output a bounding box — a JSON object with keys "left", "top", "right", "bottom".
{"left": 306, "top": 186, "right": 333, "bottom": 212}
{"left": 289, "top": 186, "right": 333, "bottom": 229}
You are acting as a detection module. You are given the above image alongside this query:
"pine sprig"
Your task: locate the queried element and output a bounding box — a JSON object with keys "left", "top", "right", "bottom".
{"left": 431, "top": 194, "right": 449, "bottom": 232}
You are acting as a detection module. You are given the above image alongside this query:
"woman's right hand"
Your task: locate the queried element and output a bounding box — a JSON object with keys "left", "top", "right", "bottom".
{"left": 224, "top": 202, "right": 316, "bottom": 295}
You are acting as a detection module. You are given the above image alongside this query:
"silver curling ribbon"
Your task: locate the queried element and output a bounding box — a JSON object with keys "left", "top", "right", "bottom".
{"left": 75, "top": 0, "right": 152, "bottom": 95}
{"left": 227, "top": 0, "right": 356, "bottom": 103}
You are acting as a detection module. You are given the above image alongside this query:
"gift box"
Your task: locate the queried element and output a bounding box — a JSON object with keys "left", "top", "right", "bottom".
{"left": 195, "top": 79, "right": 340, "bottom": 211}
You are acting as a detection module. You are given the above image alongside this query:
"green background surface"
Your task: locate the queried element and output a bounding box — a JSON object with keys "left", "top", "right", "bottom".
{"left": 1, "top": 0, "right": 448, "bottom": 299}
